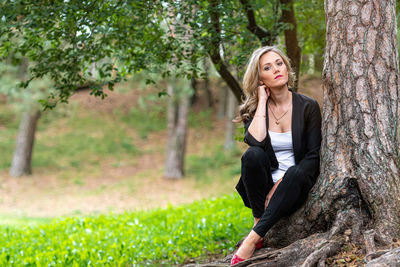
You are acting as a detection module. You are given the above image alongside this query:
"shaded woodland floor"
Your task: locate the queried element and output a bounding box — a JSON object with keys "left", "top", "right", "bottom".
{"left": 0, "top": 75, "right": 323, "bottom": 221}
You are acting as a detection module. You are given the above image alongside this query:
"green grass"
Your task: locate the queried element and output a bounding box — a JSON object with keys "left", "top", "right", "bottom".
{"left": 188, "top": 108, "right": 213, "bottom": 129}
{"left": 0, "top": 214, "right": 53, "bottom": 228}
{"left": 186, "top": 144, "right": 242, "bottom": 183}
{"left": 0, "top": 90, "right": 220, "bottom": 172}
{"left": 37, "top": 111, "right": 138, "bottom": 167}
{"left": 0, "top": 101, "right": 147, "bottom": 171}
{"left": 0, "top": 194, "right": 252, "bottom": 266}
{"left": 115, "top": 106, "right": 166, "bottom": 140}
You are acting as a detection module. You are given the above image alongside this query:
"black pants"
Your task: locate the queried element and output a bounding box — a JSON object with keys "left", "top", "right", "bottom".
{"left": 237, "top": 146, "right": 313, "bottom": 237}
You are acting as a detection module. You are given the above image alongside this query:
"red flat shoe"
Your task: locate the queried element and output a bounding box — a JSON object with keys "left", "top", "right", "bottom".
{"left": 231, "top": 237, "right": 264, "bottom": 266}
{"left": 230, "top": 253, "right": 246, "bottom": 266}
{"left": 255, "top": 238, "right": 264, "bottom": 250}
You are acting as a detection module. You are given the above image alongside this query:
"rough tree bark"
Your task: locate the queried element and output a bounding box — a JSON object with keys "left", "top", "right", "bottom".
{"left": 164, "top": 81, "right": 191, "bottom": 179}
{"left": 186, "top": 0, "right": 400, "bottom": 265}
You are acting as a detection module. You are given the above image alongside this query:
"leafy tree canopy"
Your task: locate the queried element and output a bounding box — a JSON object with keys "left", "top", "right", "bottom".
{"left": 1, "top": 0, "right": 325, "bottom": 108}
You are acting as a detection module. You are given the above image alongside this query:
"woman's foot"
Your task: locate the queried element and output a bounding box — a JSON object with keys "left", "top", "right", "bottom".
{"left": 235, "top": 236, "right": 264, "bottom": 250}
{"left": 231, "top": 231, "right": 263, "bottom": 266}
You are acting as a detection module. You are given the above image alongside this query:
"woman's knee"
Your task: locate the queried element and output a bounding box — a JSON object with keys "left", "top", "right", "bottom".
{"left": 241, "top": 146, "right": 269, "bottom": 168}
{"left": 283, "top": 167, "right": 312, "bottom": 191}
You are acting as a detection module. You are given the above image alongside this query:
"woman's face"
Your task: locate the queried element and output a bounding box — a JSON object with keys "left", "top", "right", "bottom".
{"left": 258, "top": 51, "right": 289, "bottom": 89}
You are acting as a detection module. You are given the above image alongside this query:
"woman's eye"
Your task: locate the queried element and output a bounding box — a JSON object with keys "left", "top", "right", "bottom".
{"left": 264, "top": 66, "right": 270, "bottom": 71}
{"left": 277, "top": 61, "right": 283, "bottom": 66}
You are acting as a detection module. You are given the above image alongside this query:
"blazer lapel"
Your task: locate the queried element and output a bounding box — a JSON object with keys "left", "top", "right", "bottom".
{"left": 291, "top": 91, "right": 302, "bottom": 164}
{"left": 265, "top": 99, "right": 279, "bottom": 170}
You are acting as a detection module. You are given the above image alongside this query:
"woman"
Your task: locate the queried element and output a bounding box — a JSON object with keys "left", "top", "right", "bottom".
{"left": 231, "top": 46, "right": 321, "bottom": 265}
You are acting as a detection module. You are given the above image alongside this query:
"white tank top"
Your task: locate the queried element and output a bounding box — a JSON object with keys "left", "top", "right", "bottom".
{"left": 268, "top": 130, "right": 295, "bottom": 183}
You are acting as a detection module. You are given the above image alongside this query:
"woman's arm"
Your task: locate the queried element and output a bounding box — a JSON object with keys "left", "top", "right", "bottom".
{"left": 243, "top": 84, "right": 269, "bottom": 147}
{"left": 295, "top": 100, "right": 322, "bottom": 181}
{"left": 248, "top": 97, "right": 268, "bottom": 142}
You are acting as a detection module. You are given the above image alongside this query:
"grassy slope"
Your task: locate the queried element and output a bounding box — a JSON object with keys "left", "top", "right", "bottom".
{"left": 0, "top": 194, "right": 252, "bottom": 266}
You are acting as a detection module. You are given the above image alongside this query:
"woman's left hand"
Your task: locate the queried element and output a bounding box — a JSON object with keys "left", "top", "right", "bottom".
{"left": 264, "top": 177, "right": 283, "bottom": 210}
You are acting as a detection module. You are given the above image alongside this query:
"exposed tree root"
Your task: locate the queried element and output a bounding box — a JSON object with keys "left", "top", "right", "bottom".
{"left": 183, "top": 208, "right": 378, "bottom": 267}
{"left": 184, "top": 233, "right": 342, "bottom": 267}
{"left": 364, "top": 247, "right": 400, "bottom": 266}
{"left": 300, "top": 237, "right": 343, "bottom": 267}
{"left": 184, "top": 177, "right": 399, "bottom": 267}
{"left": 363, "top": 229, "right": 376, "bottom": 259}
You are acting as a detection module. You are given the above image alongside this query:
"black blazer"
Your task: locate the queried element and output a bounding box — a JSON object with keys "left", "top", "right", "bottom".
{"left": 236, "top": 90, "right": 322, "bottom": 200}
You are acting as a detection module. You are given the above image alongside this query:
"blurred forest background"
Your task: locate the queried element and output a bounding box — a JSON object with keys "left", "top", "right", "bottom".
{"left": 0, "top": 0, "right": 327, "bottom": 222}
{"left": 1, "top": 0, "right": 400, "bottom": 265}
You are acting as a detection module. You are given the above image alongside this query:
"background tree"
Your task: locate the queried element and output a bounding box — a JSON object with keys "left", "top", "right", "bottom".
{"left": 0, "top": 58, "right": 54, "bottom": 176}
{"left": 164, "top": 79, "right": 192, "bottom": 179}
{"left": 1, "top": 0, "right": 307, "bottom": 178}
{"left": 1, "top": 0, "right": 327, "bottom": 184}
{"left": 1, "top": 0, "right": 301, "bottom": 107}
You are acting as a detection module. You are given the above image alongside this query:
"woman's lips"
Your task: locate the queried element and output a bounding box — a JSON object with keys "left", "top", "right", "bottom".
{"left": 275, "top": 75, "right": 283, "bottom": 79}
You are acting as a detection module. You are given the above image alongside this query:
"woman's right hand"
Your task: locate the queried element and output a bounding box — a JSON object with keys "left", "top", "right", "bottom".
{"left": 258, "top": 81, "right": 270, "bottom": 101}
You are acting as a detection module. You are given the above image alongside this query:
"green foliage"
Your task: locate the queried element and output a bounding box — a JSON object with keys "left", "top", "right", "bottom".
{"left": 295, "top": 0, "right": 325, "bottom": 74}
{"left": 0, "top": 61, "right": 54, "bottom": 111}
{"left": 1, "top": 1, "right": 171, "bottom": 108}
{"left": 235, "top": 125, "right": 245, "bottom": 142}
{"left": 0, "top": 194, "right": 252, "bottom": 266}
{"left": 1, "top": 0, "right": 311, "bottom": 107}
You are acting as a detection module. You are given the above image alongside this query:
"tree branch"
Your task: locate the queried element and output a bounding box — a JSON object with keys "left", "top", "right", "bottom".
{"left": 207, "top": 0, "right": 244, "bottom": 103}
{"left": 239, "top": 0, "right": 273, "bottom": 46}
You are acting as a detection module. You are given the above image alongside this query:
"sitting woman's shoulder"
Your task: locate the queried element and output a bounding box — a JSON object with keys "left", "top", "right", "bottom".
{"left": 292, "top": 90, "right": 320, "bottom": 107}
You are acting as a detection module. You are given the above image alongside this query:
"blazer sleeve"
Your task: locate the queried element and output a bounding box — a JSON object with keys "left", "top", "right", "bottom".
{"left": 243, "top": 117, "right": 267, "bottom": 148}
{"left": 292, "top": 100, "right": 322, "bottom": 183}
{"left": 243, "top": 117, "right": 279, "bottom": 171}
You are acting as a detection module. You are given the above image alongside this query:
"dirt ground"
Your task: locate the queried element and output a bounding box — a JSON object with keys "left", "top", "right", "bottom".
{"left": 0, "top": 76, "right": 323, "bottom": 218}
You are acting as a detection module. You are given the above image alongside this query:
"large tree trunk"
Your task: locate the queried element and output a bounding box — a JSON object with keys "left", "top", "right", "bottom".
{"left": 10, "top": 110, "right": 41, "bottom": 177}
{"left": 319, "top": 0, "right": 400, "bottom": 240}
{"left": 264, "top": 0, "right": 400, "bottom": 250}
{"left": 280, "top": 0, "right": 301, "bottom": 91}
{"left": 164, "top": 81, "right": 191, "bottom": 179}
{"left": 187, "top": 0, "right": 400, "bottom": 265}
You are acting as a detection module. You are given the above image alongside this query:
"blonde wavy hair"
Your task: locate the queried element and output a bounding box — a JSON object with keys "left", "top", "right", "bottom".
{"left": 234, "top": 46, "right": 296, "bottom": 123}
